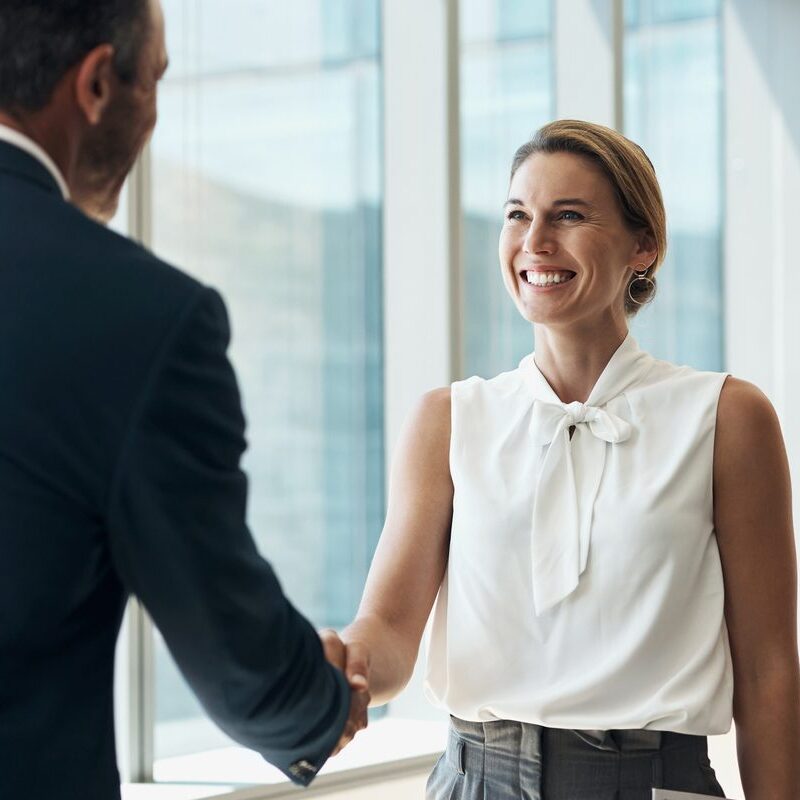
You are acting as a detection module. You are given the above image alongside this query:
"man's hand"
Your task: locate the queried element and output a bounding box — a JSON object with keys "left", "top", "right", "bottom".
{"left": 319, "top": 628, "right": 371, "bottom": 756}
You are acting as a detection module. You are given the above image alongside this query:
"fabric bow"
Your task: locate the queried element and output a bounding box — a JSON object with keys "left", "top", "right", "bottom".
{"left": 529, "top": 398, "right": 632, "bottom": 616}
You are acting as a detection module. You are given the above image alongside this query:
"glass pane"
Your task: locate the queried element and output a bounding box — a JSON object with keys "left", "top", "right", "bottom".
{"left": 460, "top": 0, "right": 554, "bottom": 379}
{"left": 150, "top": 0, "right": 383, "bottom": 761}
{"left": 626, "top": 0, "right": 719, "bottom": 26}
{"left": 625, "top": 0, "right": 723, "bottom": 370}
{"left": 462, "top": 0, "right": 550, "bottom": 43}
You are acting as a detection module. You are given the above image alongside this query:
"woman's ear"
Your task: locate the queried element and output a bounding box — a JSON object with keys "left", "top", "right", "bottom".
{"left": 632, "top": 228, "right": 658, "bottom": 269}
{"left": 73, "top": 44, "right": 116, "bottom": 126}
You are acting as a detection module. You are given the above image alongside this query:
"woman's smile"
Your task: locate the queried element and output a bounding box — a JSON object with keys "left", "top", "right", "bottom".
{"left": 519, "top": 268, "right": 578, "bottom": 290}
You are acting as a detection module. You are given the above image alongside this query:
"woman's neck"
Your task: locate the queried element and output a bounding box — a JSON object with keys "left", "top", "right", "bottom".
{"left": 532, "top": 322, "right": 629, "bottom": 404}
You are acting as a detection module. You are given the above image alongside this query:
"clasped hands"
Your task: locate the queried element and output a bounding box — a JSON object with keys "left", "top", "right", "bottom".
{"left": 319, "top": 628, "right": 371, "bottom": 756}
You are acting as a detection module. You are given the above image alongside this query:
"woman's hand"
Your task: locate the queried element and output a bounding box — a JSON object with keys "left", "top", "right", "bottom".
{"left": 319, "top": 628, "right": 371, "bottom": 756}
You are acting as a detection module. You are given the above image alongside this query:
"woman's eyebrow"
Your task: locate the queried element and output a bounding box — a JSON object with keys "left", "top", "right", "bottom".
{"left": 552, "top": 198, "right": 592, "bottom": 207}
{"left": 503, "top": 197, "right": 594, "bottom": 208}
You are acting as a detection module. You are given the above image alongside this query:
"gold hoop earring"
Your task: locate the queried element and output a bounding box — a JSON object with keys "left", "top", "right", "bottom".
{"left": 627, "top": 263, "right": 655, "bottom": 306}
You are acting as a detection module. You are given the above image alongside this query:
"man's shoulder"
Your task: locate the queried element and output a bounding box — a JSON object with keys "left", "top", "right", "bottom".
{"left": 56, "top": 201, "right": 203, "bottom": 305}
{"left": 1, "top": 187, "right": 217, "bottom": 378}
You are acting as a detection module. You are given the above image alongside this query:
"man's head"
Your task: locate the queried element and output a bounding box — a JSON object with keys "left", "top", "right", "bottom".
{"left": 0, "top": 0, "right": 168, "bottom": 221}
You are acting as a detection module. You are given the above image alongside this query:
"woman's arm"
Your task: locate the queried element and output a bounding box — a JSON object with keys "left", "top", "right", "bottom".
{"left": 714, "top": 376, "right": 800, "bottom": 799}
{"left": 331, "top": 387, "right": 454, "bottom": 706}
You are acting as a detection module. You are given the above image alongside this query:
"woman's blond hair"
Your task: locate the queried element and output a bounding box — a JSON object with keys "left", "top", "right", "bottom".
{"left": 511, "top": 119, "right": 667, "bottom": 316}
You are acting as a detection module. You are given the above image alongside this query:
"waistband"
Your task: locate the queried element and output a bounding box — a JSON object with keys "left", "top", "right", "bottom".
{"left": 446, "top": 715, "right": 709, "bottom": 774}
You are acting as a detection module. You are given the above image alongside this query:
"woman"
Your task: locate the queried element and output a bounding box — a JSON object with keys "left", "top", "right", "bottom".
{"left": 323, "top": 120, "right": 800, "bottom": 797}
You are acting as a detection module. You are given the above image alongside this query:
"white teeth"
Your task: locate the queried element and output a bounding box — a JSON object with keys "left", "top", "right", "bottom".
{"left": 525, "top": 271, "right": 575, "bottom": 286}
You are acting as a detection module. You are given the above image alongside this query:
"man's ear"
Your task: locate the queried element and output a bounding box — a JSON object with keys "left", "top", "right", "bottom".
{"left": 74, "top": 44, "right": 116, "bottom": 126}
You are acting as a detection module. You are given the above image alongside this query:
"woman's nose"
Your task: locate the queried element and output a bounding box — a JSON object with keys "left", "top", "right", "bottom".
{"left": 522, "top": 219, "right": 554, "bottom": 255}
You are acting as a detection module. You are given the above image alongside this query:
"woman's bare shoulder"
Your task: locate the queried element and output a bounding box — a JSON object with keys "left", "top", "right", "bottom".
{"left": 715, "top": 375, "right": 784, "bottom": 473}
{"left": 391, "top": 387, "right": 453, "bottom": 485}
{"left": 717, "top": 376, "right": 779, "bottom": 439}
{"left": 417, "top": 386, "right": 451, "bottom": 417}
{"left": 404, "top": 386, "right": 451, "bottom": 438}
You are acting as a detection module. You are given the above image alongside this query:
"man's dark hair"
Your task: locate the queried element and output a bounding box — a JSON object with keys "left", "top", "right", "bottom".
{"left": 0, "top": 0, "right": 149, "bottom": 112}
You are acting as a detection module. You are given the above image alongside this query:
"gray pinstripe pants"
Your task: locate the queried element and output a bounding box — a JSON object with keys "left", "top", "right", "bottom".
{"left": 426, "top": 716, "right": 727, "bottom": 799}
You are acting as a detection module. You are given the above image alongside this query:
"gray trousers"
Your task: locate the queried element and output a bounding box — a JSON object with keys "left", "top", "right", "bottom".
{"left": 426, "top": 716, "right": 727, "bottom": 799}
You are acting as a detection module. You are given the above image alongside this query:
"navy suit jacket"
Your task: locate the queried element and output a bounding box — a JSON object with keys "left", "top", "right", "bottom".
{"left": 0, "top": 141, "right": 350, "bottom": 799}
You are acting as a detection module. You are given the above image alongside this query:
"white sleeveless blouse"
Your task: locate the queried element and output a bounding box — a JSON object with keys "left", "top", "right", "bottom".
{"left": 424, "top": 333, "right": 734, "bottom": 735}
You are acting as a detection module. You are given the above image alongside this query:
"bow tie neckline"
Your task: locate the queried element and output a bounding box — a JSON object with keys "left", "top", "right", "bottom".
{"left": 519, "top": 333, "right": 654, "bottom": 616}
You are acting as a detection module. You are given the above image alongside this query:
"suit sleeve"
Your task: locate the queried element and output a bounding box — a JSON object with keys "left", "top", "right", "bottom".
{"left": 106, "top": 286, "right": 349, "bottom": 786}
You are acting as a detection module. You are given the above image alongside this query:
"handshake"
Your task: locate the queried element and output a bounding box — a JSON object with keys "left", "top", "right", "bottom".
{"left": 319, "top": 628, "right": 372, "bottom": 756}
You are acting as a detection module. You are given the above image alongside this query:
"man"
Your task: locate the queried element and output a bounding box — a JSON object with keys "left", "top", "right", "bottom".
{"left": 0, "top": 1, "right": 369, "bottom": 797}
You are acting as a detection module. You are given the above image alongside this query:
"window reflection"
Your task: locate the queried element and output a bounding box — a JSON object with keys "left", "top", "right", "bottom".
{"left": 625, "top": 0, "right": 723, "bottom": 369}
{"left": 150, "top": 0, "right": 383, "bottom": 760}
{"left": 460, "top": 0, "right": 553, "bottom": 379}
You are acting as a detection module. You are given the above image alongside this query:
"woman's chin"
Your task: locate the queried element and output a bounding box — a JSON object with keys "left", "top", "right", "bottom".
{"left": 514, "top": 298, "right": 567, "bottom": 326}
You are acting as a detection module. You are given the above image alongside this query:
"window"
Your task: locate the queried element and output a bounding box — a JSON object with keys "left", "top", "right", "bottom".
{"left": 625, "top": 0, "right": 724, "bottom": 369}
{"left": 148, "top": 0, "right": 383, "bottom": 761}
{"left": 460, "top": 0, "right": 554, "bottom": 379}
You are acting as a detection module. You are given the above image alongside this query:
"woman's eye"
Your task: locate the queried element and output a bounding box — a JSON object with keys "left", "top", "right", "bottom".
{"left": 506, "top": 209, "right": 527, "bottom": 221}
{"left": 557, "top": 210, "right": 583, "bottom": 221}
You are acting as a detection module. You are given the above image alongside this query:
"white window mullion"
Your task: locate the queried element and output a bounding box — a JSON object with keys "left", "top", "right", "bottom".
{"left": 446, "top": 0, "right": 465, "bottom": 383}
{"left": 382, "top": 0, "right": 461, "bottom": 456}
{"left": 114, "top": 147, "right": 156, "bottom": 784}
{"left": 554, "top": 0, "right": 623, "bottom": 129}
{"left": 381, "top": 0, "right": 461, "bottom": 720}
